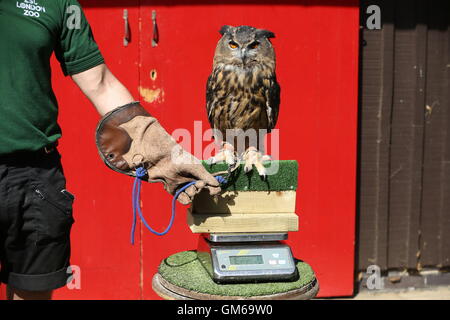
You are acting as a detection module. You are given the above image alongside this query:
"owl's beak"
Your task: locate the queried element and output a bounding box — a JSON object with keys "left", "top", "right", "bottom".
{"left": 239, "top": 48, "right": 248, "bottom": 65}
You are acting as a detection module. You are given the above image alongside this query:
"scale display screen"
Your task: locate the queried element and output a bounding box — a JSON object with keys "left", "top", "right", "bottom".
{"left": 229, "top": 255, "right": 263, "bottom": 265}
{"left": 198, "top": 237, "right": 297, "bottom": 283}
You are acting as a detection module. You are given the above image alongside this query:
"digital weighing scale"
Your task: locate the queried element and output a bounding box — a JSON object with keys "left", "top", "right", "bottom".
{"left": 197, "top": 233, "right": 298, "bottom": 283}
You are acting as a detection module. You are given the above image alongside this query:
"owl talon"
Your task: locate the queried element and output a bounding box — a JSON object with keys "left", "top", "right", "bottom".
{"left": 225, "top": 153, "right": 236, "bottom": 166}
{"left": 244, "top": 163, "right": 253, "bottom": 173}
{"left": 254, "top": 162, "right": 267, "bottom": 180}
{"left": 208, "top": 143, "right": 237, "bottom": 167}
{"left": 242, "top": 147, "right": 269, "bottom": 179}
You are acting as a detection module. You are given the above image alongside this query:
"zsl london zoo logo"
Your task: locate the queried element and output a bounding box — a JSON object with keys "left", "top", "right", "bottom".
{"left": 16, "top": 0, "right": 46, "bottom": 18}
{"left": 16, "top": 0, "right": 81, "bottom": 29}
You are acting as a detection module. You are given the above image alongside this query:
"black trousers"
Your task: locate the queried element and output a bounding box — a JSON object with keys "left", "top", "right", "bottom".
{"left": 0, "top": 149, "right": 74, "bottom": 291}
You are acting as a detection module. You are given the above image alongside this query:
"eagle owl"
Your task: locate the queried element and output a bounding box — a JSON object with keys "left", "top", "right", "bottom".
{"left": 206, "top": 25, "right": 280, "bottom": 177}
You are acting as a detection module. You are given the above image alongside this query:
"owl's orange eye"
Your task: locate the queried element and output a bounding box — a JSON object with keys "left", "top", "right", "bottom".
{"left": 248, "top": 41, "right": 259, "bottom": 49}
{"left": 228, "top": 41, "right": 239, "bottom": 49}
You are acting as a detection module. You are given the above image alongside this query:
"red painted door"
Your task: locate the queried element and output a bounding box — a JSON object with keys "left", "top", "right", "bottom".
{"left": 2, "top": 0, "right": 357, "bottom": 300}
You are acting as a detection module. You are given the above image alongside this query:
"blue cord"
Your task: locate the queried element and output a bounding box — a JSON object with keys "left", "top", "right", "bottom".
{"left": 130, "top": 167, "right": 227, "bottom": 245}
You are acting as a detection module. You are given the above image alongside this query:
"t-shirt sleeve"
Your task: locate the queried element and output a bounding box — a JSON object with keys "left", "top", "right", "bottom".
{"left": 55, "top": 0, "right": 104, "bottom": 76}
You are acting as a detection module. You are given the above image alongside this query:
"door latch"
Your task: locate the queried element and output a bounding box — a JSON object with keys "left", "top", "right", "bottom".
{"left": 152, "top": 10, "right": 159, "bottom": 47}
{"left": 123, "top": 9, "right": 130, "bottom": 47}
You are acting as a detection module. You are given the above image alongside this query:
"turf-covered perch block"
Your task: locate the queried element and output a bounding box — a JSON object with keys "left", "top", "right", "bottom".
{"left": 188, "top": 160, "right": 299, "bottom": 233}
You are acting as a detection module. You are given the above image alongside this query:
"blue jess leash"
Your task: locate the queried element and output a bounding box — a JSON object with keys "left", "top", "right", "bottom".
{"left": 130, "top": 167, "right": 227, "bottom": 245}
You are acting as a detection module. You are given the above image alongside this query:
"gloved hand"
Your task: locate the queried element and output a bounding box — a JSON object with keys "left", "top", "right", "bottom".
{"left": 95, "top": 102, "right": 221, "bottom": 204}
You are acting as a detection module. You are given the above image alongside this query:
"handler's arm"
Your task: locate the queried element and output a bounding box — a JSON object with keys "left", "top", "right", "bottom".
{"left": 71, "top": 63, "right": 134, "bottom": 116}
{"left": 71, "top": 63, "right": 221, "bottom": 204}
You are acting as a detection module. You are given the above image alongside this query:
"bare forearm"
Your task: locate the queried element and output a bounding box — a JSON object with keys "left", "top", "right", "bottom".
{"left": 72, "top": 64, "right": 135, "bottom": 116}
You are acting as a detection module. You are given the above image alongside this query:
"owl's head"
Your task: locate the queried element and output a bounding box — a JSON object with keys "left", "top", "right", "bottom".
{"left": 213, "top": 25, "right": 276, "bottom": 69}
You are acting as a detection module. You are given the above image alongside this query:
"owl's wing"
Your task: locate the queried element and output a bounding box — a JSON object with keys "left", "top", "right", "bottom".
{"left": 206, "top": 74, "right": 216, "bottom": 129}
{"left": 265, "top": 78, "right": 281, "bottom": 132}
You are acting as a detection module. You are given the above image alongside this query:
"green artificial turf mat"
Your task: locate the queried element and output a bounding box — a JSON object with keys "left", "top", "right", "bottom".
{"left": 158, "top": 250, "right": 315, "bottom": 297}
{"left": 202, "top": 160, "right": 298, "bottom": 192}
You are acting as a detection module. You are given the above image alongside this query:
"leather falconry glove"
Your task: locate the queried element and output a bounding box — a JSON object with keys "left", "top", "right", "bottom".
{"left": 96, "top": 102, "right": 221, "bottom": 204}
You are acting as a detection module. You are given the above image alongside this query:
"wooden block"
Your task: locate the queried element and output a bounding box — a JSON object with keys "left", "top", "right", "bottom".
{"left": 187, "top": 208, "right": 299, "bottom": 233}
{"left": 192, "top": 190, "right": 296, "bottom": 214}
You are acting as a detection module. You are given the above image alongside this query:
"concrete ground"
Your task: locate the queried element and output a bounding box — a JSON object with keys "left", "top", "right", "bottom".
{"left": 341, "top": 286, "right": 450, "bottom": 300}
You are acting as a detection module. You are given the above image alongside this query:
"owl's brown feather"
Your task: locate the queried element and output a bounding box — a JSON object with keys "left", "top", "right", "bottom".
{"left": 206, "top": 64, "right": 279, "bottom": 140}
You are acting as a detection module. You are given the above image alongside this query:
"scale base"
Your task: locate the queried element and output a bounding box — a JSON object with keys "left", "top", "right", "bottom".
{"left": 152, "top": 273, "right": 319, "bottom": 300}
{"left": 153, "top": 250, "right": 319, "bottom": 300}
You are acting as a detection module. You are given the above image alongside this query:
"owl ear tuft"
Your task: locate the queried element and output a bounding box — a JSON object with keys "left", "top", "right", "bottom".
{"left": 257, "top": 29, "right": 275, "bottom": 39}
{"left": 219, "top": 25, "right": 233, "bottom": 36}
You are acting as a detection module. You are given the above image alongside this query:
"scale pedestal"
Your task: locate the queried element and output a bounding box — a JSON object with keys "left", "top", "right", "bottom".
{"left": 152, "top": 220, "right": 319, "bottom": 300}
{"left": 152, "top": 249, "right": 319, "bottom": 300}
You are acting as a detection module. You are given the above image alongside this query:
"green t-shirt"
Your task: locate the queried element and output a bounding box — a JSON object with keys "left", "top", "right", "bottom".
{"left": 0, "top": 0, "right": 104, "bottom": 155}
